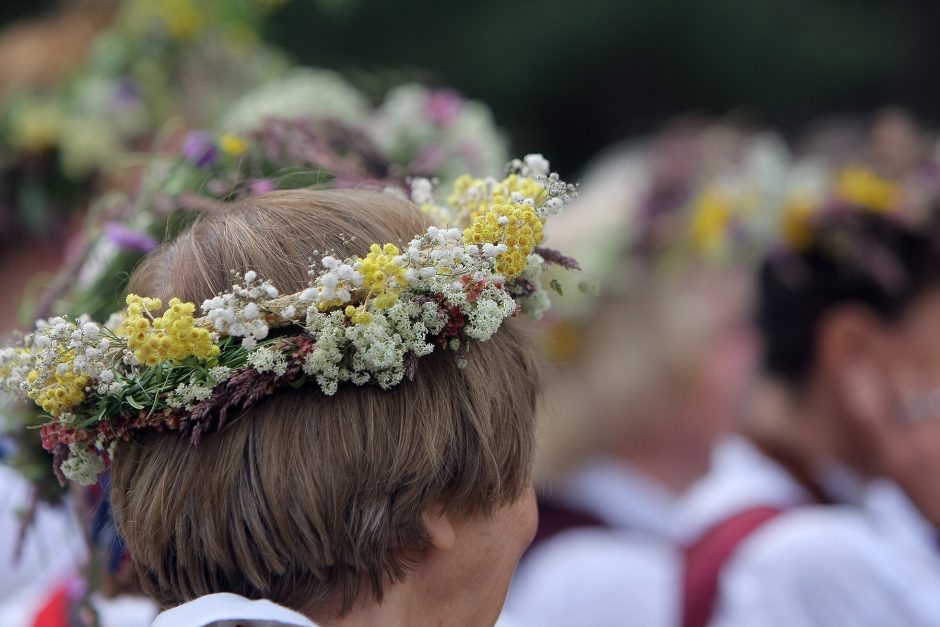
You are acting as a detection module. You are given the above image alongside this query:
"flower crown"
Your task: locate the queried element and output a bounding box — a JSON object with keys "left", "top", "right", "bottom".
{"left": 0, "top": 155, "right": 579, "bottom": 485}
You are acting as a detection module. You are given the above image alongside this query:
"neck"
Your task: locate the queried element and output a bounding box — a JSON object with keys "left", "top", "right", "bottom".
{"left": 312, "top": 568, "right": 497, "bottom": 627}
{"left": 617, "top": 433, "right": 708, "bottom": 494}
{"left": 743, "top": 377, "right": 852, "bottom": 477}
{"left": 315, "top": 585, "right": 417, "bottom": 627}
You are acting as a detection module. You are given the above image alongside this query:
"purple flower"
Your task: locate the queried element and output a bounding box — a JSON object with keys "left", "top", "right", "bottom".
{"left": 112, "top": 78, "right": 141, "bottom": 109}
{"left": 182, "top": 130, "right": 218, "bottom": 168}
{"left": 250, "top": 179, "right": 276, "bottom": 195}
{"left": 425, "top": 89, "right": 463, "bottom": 127}
{"left": 105, "top": 222, "right": 158, "bottom": 253}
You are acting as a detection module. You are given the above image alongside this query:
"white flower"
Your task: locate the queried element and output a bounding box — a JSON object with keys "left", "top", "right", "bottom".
{"left": 247, "top": 346, "right": 288, "bottom": 376}
{"left": 208, "top": 366, "right": 233, "bottom": 383}
{"left": 523, "top": 153, "right": 550, "bottom": 177}
{"left": 60, "top": 444, "right": 105, "bottom": 486}
{"left": 410, "top": 177, "right": 434, "bottom": 205}
{"left": 244, "top": 270, "right": 257, "bottom": 283}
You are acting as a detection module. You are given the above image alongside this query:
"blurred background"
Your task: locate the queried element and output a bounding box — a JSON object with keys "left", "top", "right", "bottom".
{"left": 3, "top": 1, "right": 940, "bottom": 626}
{"left": 3, "top": 0, "right": 940, "bottom": 332}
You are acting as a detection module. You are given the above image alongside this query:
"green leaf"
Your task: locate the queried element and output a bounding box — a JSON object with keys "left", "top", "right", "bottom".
{"left": 124, "top": 395, "right": 146, "bottom": 410}
{"left": 549, "top": 279, "right": 564, "bottom": 296}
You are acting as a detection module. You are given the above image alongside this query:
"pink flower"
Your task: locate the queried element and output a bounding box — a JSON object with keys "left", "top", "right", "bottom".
{"left": 425, "top": 89, "right": 463, "bottom": 127}
{"left": 250, "top": 179, "right": 276, "bottom": 195}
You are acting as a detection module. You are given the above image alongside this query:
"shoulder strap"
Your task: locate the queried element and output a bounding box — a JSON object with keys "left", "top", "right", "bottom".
{"left": 681, "top": 506, "right": 784, "bottom": 627}
{"left": 528, "top": 496, "right": 609, "bottom": 554}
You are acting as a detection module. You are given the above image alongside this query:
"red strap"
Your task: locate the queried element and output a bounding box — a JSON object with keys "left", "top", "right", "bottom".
{"left": 31, "top": 582, "right": 70, "bottom": 627}
{"left": 682, "top": 506, "right": 783, "bottom": 627}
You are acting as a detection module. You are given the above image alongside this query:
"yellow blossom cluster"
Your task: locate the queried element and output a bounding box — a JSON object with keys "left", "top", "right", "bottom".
{"left": 220, "top": 133, "right": 248, "bottom": 156}
{"left": 27, "top": 352, "right": 87, "bottom": 416}
{"left": 690, "top": 187, "right": 734, "bottom": 254}
{"left": 448, "top": 175, "right": 547, "bottom": 221}
{"left": 463, "top": 200, "right": 544, "bottom": 278}
{"left": 120, "top": 295, "right": 219, "bottom": 366}
{"left": 835, "top": 168, "right": 899, "bottom": 213}
{"left": 496, "top": 174, "right": 547, "bottom": 206}
{"left": 357, "top": 244, "right": 408, "bottom": 311}
{"left": 151, "top": 0, "right": 205, "bottom": 40}
{"left": 344, "top": 305, "right": 373, "bottom": 325}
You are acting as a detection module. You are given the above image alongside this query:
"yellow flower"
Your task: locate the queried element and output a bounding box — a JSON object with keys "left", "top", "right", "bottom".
{"left": 780, "top": 196, "right": 816, "bottom": 250}
{"left": 448, "top": 174, "right": 547, "bottom": 221}
{"left": 357, "top": 244, "right": 409, "bottom": 309}
{"left": 156, "top": 0, "right": 204, "bottom": 39}
{"left": 220, "top": 133, "right": 249, "bottom": 156}
{"left": 10, "top": 103, "right": 63, "bottom": 152}
{"left": 118, "top": 294, "right": 218, "bottom": 366}
{"left": 690, "top": 187, "right": 733, "bottom": 254}
{"left": 27, "top": 351, "right": 87, "bottom": 416}
{"left": 344, "top": 305, "right": 373, "bottom": 325}
{"left": 835, "top": 168, "right": 899, "bottom": 213}
{"left": 463, "top": 198, "right": 544, "bottom": 278}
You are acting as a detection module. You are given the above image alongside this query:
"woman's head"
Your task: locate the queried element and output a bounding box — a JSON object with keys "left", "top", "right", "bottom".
{"left": 111, "top": 189, "right": 542, "bottom": 621}
{"left": 754, "top": 209, "right": 940, "bottom": 472}
{"left": 757, "top": 210, "right": 940, "bottom": 387}
{"left": 535, "top": 272, "right": 754, "bottom": 489}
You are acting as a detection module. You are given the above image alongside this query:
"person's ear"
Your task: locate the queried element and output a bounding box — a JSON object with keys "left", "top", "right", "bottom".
{"left": 421, "top": 504, "right": 457, "bottom": 552}
{"left": 816, "top": 306, "right": 884, "bottom": 383}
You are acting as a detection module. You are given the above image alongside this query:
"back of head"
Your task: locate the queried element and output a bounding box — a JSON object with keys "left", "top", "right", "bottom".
{"left": 111, "top": 189, "right": 542, "bottom": 613}
{"left": 756, "top": 209, "right": 940, "bottom": 385}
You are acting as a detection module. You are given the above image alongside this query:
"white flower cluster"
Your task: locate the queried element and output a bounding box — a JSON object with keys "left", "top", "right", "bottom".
{"left": 368, "top": 83, "right": 509, "bottom": 187}
{"left": 509, "top": 153, "right": 551, "bottom": 178}
{"left": 220, "top": 68, "right": 371, "bottom": 134}
{"left": 516, "top": 253, "right": 552, "bottom": 319}
{"left": 167, "top": 379, "right": 213, "bottom": 410}
{"left": 167, "top": 366, "right": 233, "bottom": 410}
{"left": 59, "top": 443, "right": 105, "bottom": 486}
{"left": 202, "top": 270, "right": 278, "bottom": 350}
{"left": 299, "top": 255, "right": 365, "bottom": 318}
{"left": 246, "top": 345, "right": 289, "bottom": 376}
{"left": 403, "top": 226, "right": 471, "bottom": 280}
{"left": 0, "top": 347, "right": 31, "bottom": 395}
{"left": 300, "top": 298, "right": 444, "bottom": 395}
{"left": 14, "top": 317, "right": 121, "bottom": 396}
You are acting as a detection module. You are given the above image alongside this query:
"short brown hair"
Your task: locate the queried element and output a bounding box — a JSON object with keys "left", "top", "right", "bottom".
{"left": 110, "top": 189, "right": 542, "bottom": 612}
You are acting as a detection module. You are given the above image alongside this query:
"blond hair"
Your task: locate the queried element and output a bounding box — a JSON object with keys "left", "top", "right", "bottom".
{"left": 111, "top": 189, "right": 542, "bottom": 613}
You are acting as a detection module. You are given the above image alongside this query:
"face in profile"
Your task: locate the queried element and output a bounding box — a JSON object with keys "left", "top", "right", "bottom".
{"left": 825, "top": 288, "right": 940, "bottom": 473}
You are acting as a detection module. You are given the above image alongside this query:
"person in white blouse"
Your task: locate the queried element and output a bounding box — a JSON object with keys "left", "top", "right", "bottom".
{"left": 0, "top": 462, "right": 86, "bottom": 627}
{"left": 507, "top": 273, "right": 755, "bottom": 627}
{"left": 679, "top": 210, "right": 940, "bottom": 627}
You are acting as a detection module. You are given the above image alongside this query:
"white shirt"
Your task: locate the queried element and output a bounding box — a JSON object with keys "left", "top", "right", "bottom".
{"left": 506, "top": 459, "right": 680, "bottom": 627}
{"left": 0, "top": 465, "right": 87, "bottom": 627}
{"left": 680, "top": 437, "right": 940, "bottom": 627}
{"left": 152, "top": 593, "right": 318, "bottom": 627}
{"left": 154, "top": 592, "right": 520, "bottom": 627}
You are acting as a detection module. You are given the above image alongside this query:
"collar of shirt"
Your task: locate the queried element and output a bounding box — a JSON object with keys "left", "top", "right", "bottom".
{"left": 677, "top": 436, "right": 817, "bottom": 540}
{"left": 555, "top": 458, "right": 679, "bottom": 539}
{"left": 151, "top": 593, "right": 318, "bottom": 627}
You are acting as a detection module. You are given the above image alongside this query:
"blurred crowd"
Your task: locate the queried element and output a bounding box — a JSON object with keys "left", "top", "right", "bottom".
{"left": 5, "top": 1, "right": 940, "bottom": 626}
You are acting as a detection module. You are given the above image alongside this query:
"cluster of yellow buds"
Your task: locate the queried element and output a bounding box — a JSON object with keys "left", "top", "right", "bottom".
{"left": 835, "top": 168, "right": 899, "bottom": 214}
{"left": 357, "top": 243, "right": 409, "bottom": 310}
{"left": 27, "top": 351, "right": 88, "bottom": 416}
{"left": 120, "top": 295, "right": 219, "bottom": 366}
{"left": 463, "top": 200, "right": 544, "bottom": 278}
